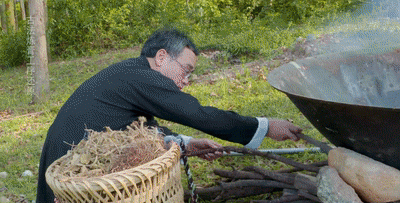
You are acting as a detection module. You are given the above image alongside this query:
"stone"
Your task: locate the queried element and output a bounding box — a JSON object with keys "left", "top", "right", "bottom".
{"left": 0, "top": 172, "right": 7, "bottom": 179}
{"left": 306, "top": 34, "right": 316, "bottom": 43}
{"left": 0, "top": 196, "right": 10, "bottom": 203}
{"left": 0, "top": 185, "right": 6, "bottom": 192}
{"left": 317, "top": 166, "right": 363, "bottom": 203}
{"left": 296, "top": 37, "right": 304, "bottom": 43}
{"left": 328, "top": 147, "right": 400, "bottom": 203}
{"left": 22, "top": 170, "right": 33, "bottom": 177}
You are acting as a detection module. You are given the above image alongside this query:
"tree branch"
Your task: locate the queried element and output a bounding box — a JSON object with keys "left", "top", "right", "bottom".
{"left": 250, "top": 195, "right": 302, "bottom": 203}
{"left": 242, "top": 166, "right": 296, "bottom": 185}
{"left": 183, "top": 146, "right": 320, "bottom": 173}
{"left": 296, "top": 134, "right": 333, "bottom": 154}
{"left": 277, "top": 161, "right": 328, "bottom": 173}
{"left": 184, "top": 181, "right": 277, "bottom": 201}
{"left": 213, "top": 168, "right": 265, "bottom": 180}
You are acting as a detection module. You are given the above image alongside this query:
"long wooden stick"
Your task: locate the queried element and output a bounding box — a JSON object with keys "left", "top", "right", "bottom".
{"left": 277, "top": 160, "right": 328, "bottom": 173}
{"left": 218, "top": 179, "right": 295, "bottom": 190}
{"left": 243, "top": 166, "right": 296, "bottom": 185}
{"left": 296, "top": 133, "right": 333, "bottom": 154}
{"left": 184, "top": 184, "right": 274, "bottom": 201}
{"left": 183, "top": 146, "right": 320, "bottom": 173}
{"left": 298, "top": 190, "right": 322, "bottom": 202}
{"left": 250, "top": 195, "right": 302, "bottom": 203}
{"left": 213, "top": 169, "right": 265, "bottom": 180}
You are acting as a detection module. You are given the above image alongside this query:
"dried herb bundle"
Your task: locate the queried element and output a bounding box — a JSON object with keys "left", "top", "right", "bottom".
{"left": 54, "top": 117, "right": 166, "bottom": 180}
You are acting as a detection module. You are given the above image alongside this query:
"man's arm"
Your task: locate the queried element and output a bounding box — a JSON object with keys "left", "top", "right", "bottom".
{"left": 126, "top": 70, "right": 259, "bottom": 145}
{"left": 123, "top": 69, "right": 301, "bottom": 149}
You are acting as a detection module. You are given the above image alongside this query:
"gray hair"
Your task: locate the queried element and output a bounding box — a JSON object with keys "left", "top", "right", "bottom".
{"left": 140, "top": 27, "right": 199, "bottom": 59}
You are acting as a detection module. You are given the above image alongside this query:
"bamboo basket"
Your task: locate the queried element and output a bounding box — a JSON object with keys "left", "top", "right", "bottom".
{"left": 45, "top": 144, "right": 183, "bottom": 203}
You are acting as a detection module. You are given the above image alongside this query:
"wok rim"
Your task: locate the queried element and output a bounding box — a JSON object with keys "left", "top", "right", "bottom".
{"left": 267, "top": 47, "right": 400, "bottom": 111}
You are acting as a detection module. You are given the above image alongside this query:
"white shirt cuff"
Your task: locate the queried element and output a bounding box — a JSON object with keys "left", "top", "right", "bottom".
{"left": 164, "top": 134, "right": 192, "bottom": 152}
{"left": 244, "top": 117, "right": 269, "bottom": 149}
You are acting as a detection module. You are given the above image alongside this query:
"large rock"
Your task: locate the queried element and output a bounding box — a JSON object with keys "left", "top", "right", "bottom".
{"left": 317, "top": 166, "right": 363, "bottom": 203}
{"left": 329, "top": 147, "right": 400, "bottom": 202}
{"left": 22, "top": 170, "right": 33, "bottom": 177}
{"left": 0, "top": 172, "right": 7, "bottom": 179}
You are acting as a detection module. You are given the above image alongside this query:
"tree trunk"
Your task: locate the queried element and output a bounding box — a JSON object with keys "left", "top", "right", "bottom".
{"left": 5, "top": 0, "right": 15, "bottom": 32}
{"left": 24, "top": 0, "right": 28, "bottom": 16}
{"left": 0, "top": 1, "right": 6, "bottom": 32}
{"left": 29, "top": 0, "right": 49, "bottom": 103}
{"left": 14, "top": 0, "right": 17, "bottom": 31}
{"left": 42, "top": 0, "right": 47, "bottom": 27}
{"left": 20, "top": 0, "right": 25, "bottom": 20}
{"left": 42, "top": 0, "right": 50, "bottom": 61}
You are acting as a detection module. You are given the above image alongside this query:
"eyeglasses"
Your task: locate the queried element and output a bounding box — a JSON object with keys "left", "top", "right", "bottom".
{"left": 172, "top": 58, "right": 193, "bottom": 80}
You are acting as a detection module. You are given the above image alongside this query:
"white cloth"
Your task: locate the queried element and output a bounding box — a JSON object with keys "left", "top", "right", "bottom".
{"left": 244, "top": 117, "right": 269, "bottom": 149}
{"left": 163, "top": 117, "right": 269, "bottom": 151}
{"left": 164, "top": 134, "right": 192, "bottom": 152}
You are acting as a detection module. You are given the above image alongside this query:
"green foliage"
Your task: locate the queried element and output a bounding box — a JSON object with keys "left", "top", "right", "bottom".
{"left": 0, "top": 23, "right": 28, "bottom": 68}
{"left": 266, "top": 0, "right": 366, "bottom": 23}
{"left": 0, "top": 48, "right": 143, "bottom": 200}
{"left": 0, "top": 0, "right": 365, "bottom": 67}
{"left": 158, "top": 68, "right": 328, "bottom": 201}
{"left": 46, "top": 0, "right": 365, "bottom": 60}
{"left": 0, "top": 47, "right": 330, "bottom": 202}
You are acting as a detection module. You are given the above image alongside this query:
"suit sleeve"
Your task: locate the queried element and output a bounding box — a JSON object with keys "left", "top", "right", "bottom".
{"left": 122, "top": 70, "right": 261, "bottom": 145}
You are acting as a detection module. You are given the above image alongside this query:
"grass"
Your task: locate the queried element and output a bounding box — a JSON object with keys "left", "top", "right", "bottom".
{"left": 0, "top": 46, "right": 328, "bottom": 202}
{"left": 159, "top": 65, "right": 328, "bottom": 202}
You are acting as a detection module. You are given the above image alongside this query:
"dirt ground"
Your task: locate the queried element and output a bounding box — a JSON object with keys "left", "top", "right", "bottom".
{"left": 192, "top": 34, "right": 334, "bottom": 84}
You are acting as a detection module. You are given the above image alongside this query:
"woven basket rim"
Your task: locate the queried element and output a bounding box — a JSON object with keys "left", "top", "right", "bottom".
{"left": 46, "top": 142, "right": 180, "bottom": 186}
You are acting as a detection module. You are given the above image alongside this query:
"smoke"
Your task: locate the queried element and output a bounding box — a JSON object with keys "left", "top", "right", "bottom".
{"left": 310, "top": 0, "right": 400, "bottom": 56}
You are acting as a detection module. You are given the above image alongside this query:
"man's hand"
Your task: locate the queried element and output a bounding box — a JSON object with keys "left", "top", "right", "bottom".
{"left": 266, "top": 119, "right": 302, "bottom": 141}
{"left": 186, "top": 138, "right": 223, "bottom": 161}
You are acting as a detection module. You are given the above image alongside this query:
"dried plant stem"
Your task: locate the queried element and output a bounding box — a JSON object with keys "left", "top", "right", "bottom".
{"left": 184, "top": 146, "right": 320, "bottom": 173}
{"left": 54, "top": 117, "right": 166, "bottom": 179}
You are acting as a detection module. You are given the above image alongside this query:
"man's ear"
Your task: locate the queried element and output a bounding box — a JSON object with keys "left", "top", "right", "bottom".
{"left": 154, "top": 49, "right": 169, "bottom": 66}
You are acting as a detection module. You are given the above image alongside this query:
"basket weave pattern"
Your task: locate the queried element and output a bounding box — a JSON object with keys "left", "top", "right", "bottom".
{"left": 46, "top": 144, "right": 183, "bottom": 203}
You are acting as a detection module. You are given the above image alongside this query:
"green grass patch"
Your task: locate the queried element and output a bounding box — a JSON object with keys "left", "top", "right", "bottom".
{"left": 0, "top": 47, "right": 142, "bottom": 201}
{"left": 157, "top": 68, "right": 328, "bottom": 202}
{"left": 0, "top": 46, "right": 328, "bottom": 202}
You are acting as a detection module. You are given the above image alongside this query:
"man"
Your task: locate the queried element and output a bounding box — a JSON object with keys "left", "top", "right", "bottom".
{"left": 36, "top": 27, "right": 302, "bottom": 202}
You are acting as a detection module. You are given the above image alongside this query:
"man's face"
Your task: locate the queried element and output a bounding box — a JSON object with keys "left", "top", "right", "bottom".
{"left": 158, "top": 47, "right": 197, "bottom": 90}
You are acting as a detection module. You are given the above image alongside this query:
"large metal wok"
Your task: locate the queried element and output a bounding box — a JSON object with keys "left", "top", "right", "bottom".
{"left": 268, "top": 48, "right": 400, "bottom": 169}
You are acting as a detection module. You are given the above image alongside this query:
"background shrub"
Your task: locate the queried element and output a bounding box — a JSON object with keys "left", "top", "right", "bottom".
{"left": 0, "top": 22, "right": 28, "bottom": 68}
{"left": 0, "top": 0, "right": 365, "bottom": 66}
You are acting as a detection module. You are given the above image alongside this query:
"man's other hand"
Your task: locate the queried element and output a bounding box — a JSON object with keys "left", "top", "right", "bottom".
{"left": 266, "top": 119, "right": 302, "bottom": 141}
{"left": 186, "top": 138, "right": 223, "bottom": 161}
